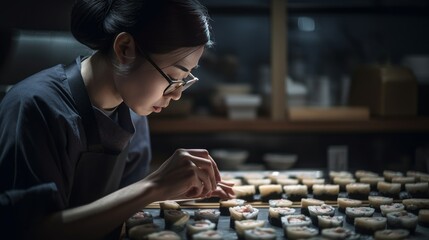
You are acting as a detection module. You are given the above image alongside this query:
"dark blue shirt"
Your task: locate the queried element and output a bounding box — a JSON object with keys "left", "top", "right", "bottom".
{"left": 0, "top": 58, "right": 152, "bottom": 238}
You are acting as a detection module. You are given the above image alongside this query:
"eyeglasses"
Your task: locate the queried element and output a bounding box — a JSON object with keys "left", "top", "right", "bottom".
{"left": 136, "top": 45, "right": 199, "bottom": 95}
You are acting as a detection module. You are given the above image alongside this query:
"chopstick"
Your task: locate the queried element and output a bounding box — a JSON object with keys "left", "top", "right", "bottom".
{"left": 156, "top": 180, "right": 235, "bottom": 203}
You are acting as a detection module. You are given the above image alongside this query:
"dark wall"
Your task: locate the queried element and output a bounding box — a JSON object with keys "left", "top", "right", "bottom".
{"left": 1, "top": 1, "right": 74, "bottom": 31}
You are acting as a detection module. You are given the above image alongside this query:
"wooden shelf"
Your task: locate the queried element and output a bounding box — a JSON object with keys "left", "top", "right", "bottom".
{"left": 148, "top": 116, "right": 429, "bottom": 134}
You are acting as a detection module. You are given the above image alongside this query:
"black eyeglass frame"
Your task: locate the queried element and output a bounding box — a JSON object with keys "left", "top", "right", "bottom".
{"left": 135, "top": 44, "right": 199, "bottom": 95}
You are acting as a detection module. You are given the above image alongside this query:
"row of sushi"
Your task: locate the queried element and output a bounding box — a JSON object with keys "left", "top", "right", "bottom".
{"left": 124, "top": 197, "right": 429, "bottom": 239}
{"left": 221, "top": 170, "right": 429, "bottom": 185}
{"left": 230, "top": 181, "right": 429, "bottom": 202}
{"left": 224, "top": 170, "right": 429, "bottom": 202}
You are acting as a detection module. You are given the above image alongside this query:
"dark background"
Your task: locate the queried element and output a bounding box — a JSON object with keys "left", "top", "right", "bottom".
{"left": 1, "top": 0, "right": 429, "bottom": 173}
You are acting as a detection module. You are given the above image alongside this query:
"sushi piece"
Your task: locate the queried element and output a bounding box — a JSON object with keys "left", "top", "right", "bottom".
{"left": 355, "top": 170, "right": 379, "bottom": 181}
{"left": 296, "top": 174, "right": 313, "bottom": 184}
{"left": 305, "top": 237, "right": 332, "bottom": 240}
{"left": 380, "top": 203, "right": 405, "bottom": 216}
{"left": 268, "top": 198, "right": 293, "bottom": 208}
{"left": 285, "top": 226, "right": 318, "bottom": 240}
{"left": 186, "top": 219, "right": 216, "bottom": 239}
{"left": 194, "top": 209, "right": 221, "bottom": 228}
{"left": 219, "top": 198, "right": 246, "bottom": 216}
{"left": 247, "top": 178, "right": 271, "bottom": 194}
{"left": 368, "top": 196, "right": 394, "bottom": 212}
{"left": 276, "top": 178, "right": 299, "bottom": 186}
{"left": 229, "top": 204, "right": 259, "bottom": 229}
{"left": 374, "top": 229, "right": 410, "bottom": 240}
{"left": 302, "top": 178, "right": 325, "bottom": 193}
{"left": 333, "top": 177, "right": 356, "bottom": 192}
{"left": 312, "top": 184, "right": 340, "bottom": 201}
{"left": 345, "top": 207, "right": 375, "bottom": 224}
{"left": 354, "top": 217, "right": 387, "bottom": 235}
{"left": 268, "top": 207, "right": 296, "bottom": 227}
{"left": 420, "top": 175, "right": 429, "bottom": 182}
{"left": 359, "top": 177, "right": 384, "bottom": 191}
{"left": 407, "top": 171, "right": 429, "bottom": 182}
{"left": 223, "top": 178, "right": 242, "bottom": 186}
{"left": 159, "top": 201, "right": 180, "bottom": 218}
{"left": 383, "top": 170, "right": 403, "bottom": 182}
{"left": 308, "top": 204, "right": 336, "bottom": 226}
{"left": 391, "top": 177, "right": 416, "bottom": 191}
{"left": 164, "top": 209, "right": 190, "bottom": 232}
{"left": 386, "top": 211, "right": 418, "bottom": 233}
{"left": 329, "top": 171, "right": 354, "bottom": 182}
{"left": 402, "top": 198, "right": 429, "bottom": 215}
{"left": 300, "top": 198, "right": 324, "bottom": 216}
{"left": 128, "top": 223, "right": 160, "bottom": 240}
{"left": 359, "top": 177, "right": 385, "bottom": 191}
{"left": 405, "top": 182, "right": 429, "bottom": 198}
{"left": 317, "top": 215, "right": 344, "bottom": 230}
{"left": 235, "top": 219, "right": 265, "bottom": 240}
{"left": 337, "top": 198, "right": 362, "bottom": 213}
{"left": 126, "top": 211, "right": 154, "bottom": 232}
{"left": 281, "top": 214, "right": 311, "bottom": 231}
{"left": 321, "top": 227, "right": 354, "bottom": 239}
{"left": 283, "top": 185, "right": 308, "bottom": 202}
{"left": 192, "top": 230, "right": 223, "bottom": 240}
{"left": 377, "top": 182, "right": 401, "bottom": 199}
{"left": 267, "top": 171, "right": 286, "bottom": 184}
{"left": 345, "top": 183, "right": 370, "bottom": 200}
{"left": 418, "top": 209, "right": 429, "bottom": 227}
{"left": 244, "top": 227, "right": 276, "bottom": 240}
{"left": 242, "top": 173, "right": 265, "bottom": 184}
{"left": 232, "top": 185, "right": 256, "bottom": 202}
{"left": 146, "top": 230, "right": 181, "bottom": 240}
{"left": 259, "top": 184, "right": 283, "bottom": 202}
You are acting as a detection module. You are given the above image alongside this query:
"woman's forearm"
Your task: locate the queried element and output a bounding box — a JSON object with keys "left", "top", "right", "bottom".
{"left": 33, "top": 179, "right": 159, "bottom": 240}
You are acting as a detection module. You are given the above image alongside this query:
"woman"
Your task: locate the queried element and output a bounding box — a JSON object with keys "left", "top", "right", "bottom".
{"left": 0, "top": 0, "right": 234, "bottom": 239}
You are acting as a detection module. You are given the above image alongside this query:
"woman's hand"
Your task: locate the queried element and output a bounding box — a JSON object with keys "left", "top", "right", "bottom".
{"left": 210, "top": 181, "right": 236, "bottom": 199}
{"left": 146, "top": 149, "right": 228, "bottom": 201}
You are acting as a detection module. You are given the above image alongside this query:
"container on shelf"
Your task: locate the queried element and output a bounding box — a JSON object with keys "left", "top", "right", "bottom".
{"left": 224, "top": 94, "right": 262, "bottom": 120}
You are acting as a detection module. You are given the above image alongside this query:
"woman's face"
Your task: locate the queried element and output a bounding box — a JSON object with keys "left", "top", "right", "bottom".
{"left": 114, "top": 47, "right": 204, "bottom": 116}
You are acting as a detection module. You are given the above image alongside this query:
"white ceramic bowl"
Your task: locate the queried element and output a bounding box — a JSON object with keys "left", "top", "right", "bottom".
{"left": 210, "top": 149, "right": 249, "bottom": 170}
{"left": 263, "top": 153, "right": 297, "bottom": 170}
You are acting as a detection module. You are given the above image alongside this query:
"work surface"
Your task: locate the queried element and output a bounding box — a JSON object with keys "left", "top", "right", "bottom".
{"left": 130, "top": 170, "right": 429, "bottom": 239}
{"left": 141, "top": 203, "right": 429, "bottom": 240}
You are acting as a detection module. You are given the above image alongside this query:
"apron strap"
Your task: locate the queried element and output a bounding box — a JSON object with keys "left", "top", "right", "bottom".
{"left": 65, "top": 63, "right": 104, "bottom": 152}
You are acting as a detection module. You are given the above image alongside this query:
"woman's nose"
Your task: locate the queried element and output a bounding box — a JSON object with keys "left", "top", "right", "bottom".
{"left": 167, "top": 88, "right": 182, "bottom": 101}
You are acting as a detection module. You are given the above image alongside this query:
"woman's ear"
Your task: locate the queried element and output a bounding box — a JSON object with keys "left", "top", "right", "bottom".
{"left": 113, "top": 32, "right": 137, "bottom": 64}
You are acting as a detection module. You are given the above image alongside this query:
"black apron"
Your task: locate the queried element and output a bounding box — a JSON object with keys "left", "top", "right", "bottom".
{"left": 65, "top": 62, "right": 134, "bottom": 239}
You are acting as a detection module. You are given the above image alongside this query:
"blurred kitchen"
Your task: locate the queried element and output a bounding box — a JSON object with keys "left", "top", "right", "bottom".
{"left": 1, "top": 0, "right": 429, "bottom": 173}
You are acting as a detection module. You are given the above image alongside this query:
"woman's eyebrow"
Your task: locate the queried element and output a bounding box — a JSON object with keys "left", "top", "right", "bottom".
{"left": 173, "top": 64, "right": 189, "bottom": 72}
{"left": 173, "top": 64, "right": 200, "bottom": 72}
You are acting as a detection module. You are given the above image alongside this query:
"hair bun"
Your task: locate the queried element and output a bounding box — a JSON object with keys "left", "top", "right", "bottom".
{"left": 71, "top": 0, "right": 114, "bottom": 51}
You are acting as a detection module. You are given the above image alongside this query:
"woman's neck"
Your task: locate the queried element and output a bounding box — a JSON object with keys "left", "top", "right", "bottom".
{"left": 80, "top": 52, "right": 122, "bottom": 110}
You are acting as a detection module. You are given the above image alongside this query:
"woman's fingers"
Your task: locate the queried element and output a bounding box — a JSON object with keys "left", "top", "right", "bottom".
{"left": 211, "top": 185, "right": 236, "bottom": 199}
{"left": 183, "top": 150, "right": 218, "bottom": 192}
{"left": 156, "top": 149, "right": 226, "bottom": 200}
{"left": 186, "top": 149, "right": 221, "bottom": 183}
{"left": 218, "top": 180, "right": 235, "bottom": 187}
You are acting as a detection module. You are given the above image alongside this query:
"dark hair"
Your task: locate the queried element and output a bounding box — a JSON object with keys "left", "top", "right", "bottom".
{"left": 71, "top": 0, "right": 212, "bottom": 54}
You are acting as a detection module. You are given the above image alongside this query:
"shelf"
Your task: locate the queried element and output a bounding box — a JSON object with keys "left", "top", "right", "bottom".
{"left": 148, "top": 116, "right": 429, "bottom": 134}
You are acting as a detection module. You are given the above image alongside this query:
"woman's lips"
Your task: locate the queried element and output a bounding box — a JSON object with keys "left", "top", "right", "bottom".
{"left": 153, "top": 106, "right": 162, "bottom": 113}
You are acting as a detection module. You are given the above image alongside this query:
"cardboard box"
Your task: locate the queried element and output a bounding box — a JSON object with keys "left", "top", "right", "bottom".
{"left": 349, "top": 65, "right": 418, "bottom": 116}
